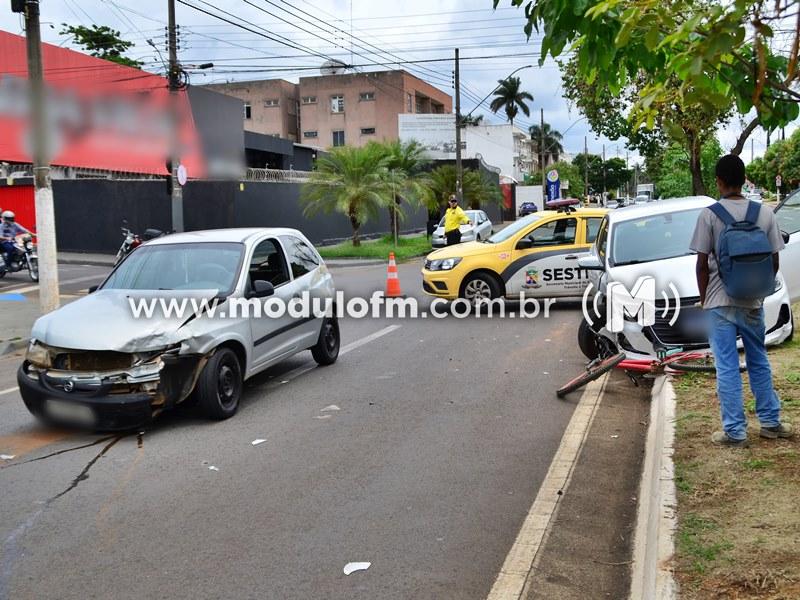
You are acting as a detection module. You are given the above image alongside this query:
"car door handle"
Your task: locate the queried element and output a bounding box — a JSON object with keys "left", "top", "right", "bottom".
{"left": 565, "top": 255, "right": 579, "bottom": 260}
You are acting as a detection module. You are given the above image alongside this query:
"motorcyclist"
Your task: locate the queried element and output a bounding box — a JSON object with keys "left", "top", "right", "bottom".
{"left": 1, "top": 211, "right": 32, "bottom": 266}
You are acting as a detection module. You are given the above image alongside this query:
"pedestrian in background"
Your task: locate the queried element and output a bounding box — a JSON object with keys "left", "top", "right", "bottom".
{"left": 690, "top": 154, "right": 792, "bottom": 448}
{"left": 444, "top": 195, "right": 471, "bottom": 246}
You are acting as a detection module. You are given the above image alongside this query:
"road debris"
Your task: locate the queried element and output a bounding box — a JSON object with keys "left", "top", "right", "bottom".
{"left": 610, "top": 435, "right": 619, "bottom": 439}
{"left": 314, "top": 415, "right": 332, "bottom": 420}
{"left": 251, "top": 439, "right": 267, "bottom": 446}
{"left": 343, "top": 562, "right": 371, "bottom": 575}
{"left": 1, "top": 454, "right": 16, "bottom": 461}
{"left": 208, "top": 465, "right": 219, "bottom": 471}
{"left": 320, "top": 404, "right": 340, "bottom": 412}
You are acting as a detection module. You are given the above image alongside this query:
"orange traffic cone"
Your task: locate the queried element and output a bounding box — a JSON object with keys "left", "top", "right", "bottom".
{"left": 384, "top": 252, "right": 404, "bottom": 298}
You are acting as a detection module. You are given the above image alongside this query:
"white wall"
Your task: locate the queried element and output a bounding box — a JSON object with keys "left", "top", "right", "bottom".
{"left": 463, "top": 124, "right": 515, "bottom": 179}
{"left": 516, "top": 185, "right": 544, "bottom": 215}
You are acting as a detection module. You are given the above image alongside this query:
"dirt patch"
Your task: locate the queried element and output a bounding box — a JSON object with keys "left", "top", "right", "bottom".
{"left": 672, "top": 309, "right": 800, "bottom": 599}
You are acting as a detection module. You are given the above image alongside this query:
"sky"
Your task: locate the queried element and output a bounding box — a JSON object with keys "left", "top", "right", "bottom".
{"left": 1, "top": 0, "right": 796, "bottom": 166}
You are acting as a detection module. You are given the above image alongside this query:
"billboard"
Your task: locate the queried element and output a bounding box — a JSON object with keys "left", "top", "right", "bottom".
{"left": 398, "top": 114, "right": 457, "bottom": 159}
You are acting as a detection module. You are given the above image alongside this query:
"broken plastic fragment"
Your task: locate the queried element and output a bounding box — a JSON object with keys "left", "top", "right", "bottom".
{"left": 280, "top": 380, "right": 289, "bottom": 384}
{"left": 251, "top": 439, "right": 267, "bottom": 446}
{"left": 320, "top": 404, "right": 340, "bottom": 412}
{"left": 0, "top": 454, "right": 15, "bottom": 461}
{"left": 343, "top": 562, "right": 371, "bottom": 575}
{"left": 208, "top": 465, "right": 219, "bottom": 471}
{"left": 610, "top": 435, "right": 619, "bottom": 439}
{"left": 314, "top": 415, "right": 332, "bottom": 420}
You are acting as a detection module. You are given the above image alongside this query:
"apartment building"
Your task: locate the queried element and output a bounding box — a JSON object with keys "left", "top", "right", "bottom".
{"left": 204, "top": 79, "right": 300, "bottom": 141}
{"left": 205, "top": 71, "right": 452, "bottom": 149}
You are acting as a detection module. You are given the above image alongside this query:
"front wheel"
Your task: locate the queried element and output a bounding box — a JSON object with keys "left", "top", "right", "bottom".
{"left": 668, "top": 354, "right": 746, "bottom": 373}
{"left": 557, "top": 352, "right": 625, "bottom": 398}
{"left": 461, "top": 273, "right": 501, "bottom": 304}
{"left": 311, "top": 316, "right": 340, "bottom": 366}
{"left": 27, "top": 257, "right": 38, "bottom": 282}
{"left": 196, "top": 348, "right": 243, "bottom": 420}
{"left": 577, "top": 319, "right": 600, "bottom": 360}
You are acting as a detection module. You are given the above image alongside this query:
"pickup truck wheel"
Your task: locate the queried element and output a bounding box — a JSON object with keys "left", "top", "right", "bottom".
{"left": 197, "top": 348, "right": 242, "bottom": 420}
{"left": 311, "top": 316, "right": 340, "bottom": 365}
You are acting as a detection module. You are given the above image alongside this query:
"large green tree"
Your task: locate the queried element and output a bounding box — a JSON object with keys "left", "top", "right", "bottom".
{"left": 60, "top": 24, "right": 142, "bottom": 68}
{"left": 750, "top": 129, "right": 800, "bottom": 191}
{"left": 301, "top": 145, "right": 394, "bottom": 247}
{"left": 495, "top": 0, "right": 799, "bottom": 134}
{"left": 646, "top": 137, "right": 723, "bottom": 198}
{"left": 489, "top": 76, "right": 534, "bottom": 127}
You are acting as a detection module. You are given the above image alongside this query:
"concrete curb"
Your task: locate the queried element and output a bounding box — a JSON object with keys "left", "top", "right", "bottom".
{"left": 629, "top": 375, "right": 678, "bottom": 600}
{"left": 0, "top": 338, "right": 28, "bottom": 356}
{"left": 58, "top": 257, "right": 115, "bottom": 267}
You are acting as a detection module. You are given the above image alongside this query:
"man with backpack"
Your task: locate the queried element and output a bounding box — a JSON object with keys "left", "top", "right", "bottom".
{"left": 690, "top": 154, "right": 792, "bottom": 447}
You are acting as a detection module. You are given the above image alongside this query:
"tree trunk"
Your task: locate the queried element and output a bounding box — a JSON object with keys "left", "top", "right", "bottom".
{"left": 687, "top": 133, "right": 706, "bottom": 195}
{"left": 350, "top": 213, "right": 361, "bottom": 247}
{"left": 730, "top": 117, "right": 759, "bottom": 156}
{"left": 388, "top": 206, "right": 396, "bottom": 242}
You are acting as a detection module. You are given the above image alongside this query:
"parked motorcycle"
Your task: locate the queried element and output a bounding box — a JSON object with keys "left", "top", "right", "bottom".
{"left": 0, "top": 234, "right": 38, "bottom": 281}
{"left": 114, "top": 221, "right": 167, "bottom": 265}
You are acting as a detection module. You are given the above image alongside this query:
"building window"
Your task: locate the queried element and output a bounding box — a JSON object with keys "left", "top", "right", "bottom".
{"left": 360, "top": 127, "right": 376, "bottom": 135}
{"left": 264, "top": 98, "right": 279, "bottom": 107}
{"left": 303, "top": 131, "right": 318, "bottom": 138}
{"left": 243, "top": 102, "right": 251, "bottom": 119}
{"left": 332, "top": 130, "right": 345, "bottom": 146}
{"left": 301, "top": 95, "right": 317, "bottom": 104}
{"left": 415, "top": 97, "right": 424, "bottom": 113}
{"left": 359, "top": 91, "right": 375, "bottom": 101}
{"left": 330, "top": 95, "right": 344, "bottom": 113}
{"left": 406, "top": 93, "right": 413, "bottom": 112}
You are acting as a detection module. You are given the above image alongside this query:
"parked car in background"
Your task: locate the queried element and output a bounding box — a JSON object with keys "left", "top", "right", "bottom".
{"left": 634, "top": 195, "right": 649, "bottom": 204}
{"left": 775, "top": 188, "right": 800, "bottom": 301}
{"left": 431, "top": 210, "right": 493, "bottom": 247}
{"left": 745, "top": 191, "right": 763, "bottom": 203}
{"left": 576, "top": 197, "right": 794, "bottom": 360}
{"left": 18, "top": 228, "right": 340, "bottom": 430}
{"left": 518, "top": 202, "right": 538, "bottom": 217}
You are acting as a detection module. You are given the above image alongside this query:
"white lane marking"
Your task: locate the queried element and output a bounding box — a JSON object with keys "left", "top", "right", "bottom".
{"left": 3, "top": 275, "right": 104, "bottom": 296}
{"left": 254, "top": 324, "right": 402, "bottom": 390}
{"left": 486, "top": 374, "right": 609, "bottom": 600}
{"left": 0, "top": 386, "right": 19, "bottom": 396}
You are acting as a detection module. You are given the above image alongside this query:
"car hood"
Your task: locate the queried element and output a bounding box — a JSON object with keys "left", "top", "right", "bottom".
{"left": 425, "top": 240, "right": 496, "bottom": 260}
{"left": 31, "top": 289, "right": 220, "bottom": 352}
{"left": 607, "top": 254, "right": 700, "bottom": 298}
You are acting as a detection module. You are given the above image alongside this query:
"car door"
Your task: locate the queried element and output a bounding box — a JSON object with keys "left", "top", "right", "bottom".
{"left": 479, "top": 211, "right": 492, "bottom": 238}
{"left": 775, "top": 190, "right": 800, "bottom": 302}
{"left": 279, "top": 234, "right": 326, "bottom": 348}
{"left": 247, "top": 237, "right": 304, "bottom": 367}
{"left": 505, "top": 214, "right": 589, "bottom": 297}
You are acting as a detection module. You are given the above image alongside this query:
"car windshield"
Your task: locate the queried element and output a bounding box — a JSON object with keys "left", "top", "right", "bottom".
{"left": 103, "top": 242, "right": 244, "bottom": 293}
{"left": 610, "top": 208, "right": 702, "bottom": 266}
{"left": 487, "top": 214, "right": 541, "bottom": 243}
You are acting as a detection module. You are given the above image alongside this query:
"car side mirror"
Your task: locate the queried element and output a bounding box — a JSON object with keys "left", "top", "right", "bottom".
{"left": 515, "top": 238, "right": 533, "bottom": 250}
{"left": 249, "top": 279, "right": 274, "bottom": 298}
{"left": 578, "top": 254, "right": 604, "bottom": 270}
{"left": 88, "top": 285, "right": 99, "bottom": 294}
{"left": 781, "top": 230, "right": 790, "bottom": 244}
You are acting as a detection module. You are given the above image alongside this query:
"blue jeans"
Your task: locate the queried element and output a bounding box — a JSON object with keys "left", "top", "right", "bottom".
{"left": 707, "top": 307, "right": 782, "bottom": 440}
{"left": 1, "top": 240, "right": 14, "bottom": 264}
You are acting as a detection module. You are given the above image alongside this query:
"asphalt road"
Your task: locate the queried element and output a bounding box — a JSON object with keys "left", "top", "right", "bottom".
{"left": 0, "top": 260, "right": 591, "bottom": 600}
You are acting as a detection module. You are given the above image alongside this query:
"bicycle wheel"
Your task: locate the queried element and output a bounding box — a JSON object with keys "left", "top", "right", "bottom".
{"left": 668, "top": 354, "right": 746, "bottom": 373}
{"left": 556, "top": 352, "right": 625, "bottom": 398}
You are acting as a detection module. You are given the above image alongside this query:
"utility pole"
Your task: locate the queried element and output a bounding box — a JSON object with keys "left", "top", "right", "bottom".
{"left": 602, "top": 144, "right": 606, "bottom": 199}
{"left": 22, "top": 0, "right": 59, "bottom": 313}
{"left": 751, "top": 138, "right": 754, "bottom": 163}
{"left": 168, "top": 0, "right": 184, "bottom": 232}
{"left": 539, "top": 108, "right": 546, "bottom": 193}
{"left": 454, "top": 48, "right": 463, "bottom": 202}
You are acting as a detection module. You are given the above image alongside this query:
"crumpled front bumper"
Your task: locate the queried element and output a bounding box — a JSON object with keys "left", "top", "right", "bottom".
{"left": 17, "top": 353, "right": 207, "bottom": 431}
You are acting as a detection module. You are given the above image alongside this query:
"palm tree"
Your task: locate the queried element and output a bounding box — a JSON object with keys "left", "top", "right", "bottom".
{"left": 301, "top": 145, "right": 393, "bottom": 247}
{"left": 529, "top": 123, "right": 564, "bottom": 169}
{"left": 489, "top": 76, "right": 533, "bottom": 127}
{"left": 372, "top": 139, "right": 430, "bottom": 242}
{"left": 422, "top": 165, "right": 504, "bottom": 212}
{"left": 460, "top": 113, "right": 484, "bottom": 126}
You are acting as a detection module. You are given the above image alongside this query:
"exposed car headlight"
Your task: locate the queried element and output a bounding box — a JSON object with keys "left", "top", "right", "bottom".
{"left": 773, "top": 273, "right": 784, "bottom": 293}
{"left": 26, "top": 339, "right": 52, "bottom": 367}
{"left": 428, "top": 257, "right": 462, "bottom": 271}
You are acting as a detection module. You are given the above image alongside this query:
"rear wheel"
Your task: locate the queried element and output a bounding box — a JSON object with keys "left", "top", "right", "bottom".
{"left": 668, "top": 354, "right": 746, "bottom": 373}
{"left": 557, "top": 352, "right": 625, "bottom": 398}
{"left": 196, "top": 348, "right": 243, "bottom": 420}
{"left": 311, "top": 316, "right": 340, "bottom": 366}
{"left": 577, "top": 319, "right": 600, "bottom": 360}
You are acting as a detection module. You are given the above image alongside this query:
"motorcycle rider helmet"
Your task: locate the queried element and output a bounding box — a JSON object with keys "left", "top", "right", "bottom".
{"left": 1, "top": 210, "right": 14, "bottom": 222}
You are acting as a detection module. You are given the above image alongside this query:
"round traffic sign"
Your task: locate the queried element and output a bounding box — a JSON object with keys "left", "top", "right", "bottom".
{"left": 546, "top": 169, "right": 559, "bottom": 183}
{"left": 776, "top": 175, "right": 782, "bottom": 188}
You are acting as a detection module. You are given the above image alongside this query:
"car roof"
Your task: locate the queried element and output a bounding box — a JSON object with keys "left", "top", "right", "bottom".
{"left": 537, "top": 207, "right": 608, "bottom": 218}
{"left": 146, "top": 227, "right": 305, "bottom": 246}
{"left": 606, "top": 196, "right": 714, "bottom": 223}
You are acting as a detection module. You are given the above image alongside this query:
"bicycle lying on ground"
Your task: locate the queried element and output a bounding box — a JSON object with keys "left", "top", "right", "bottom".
{"left": 556, "top": 344, "right": 742, "bottom": 399}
